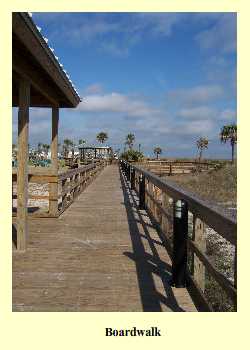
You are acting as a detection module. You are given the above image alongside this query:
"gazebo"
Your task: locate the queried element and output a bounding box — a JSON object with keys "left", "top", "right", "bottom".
{"left": 79, "top": 145, "right": 112, "bottom": 161}
{"left": 12, "top": 12, "right": 81, "bottom": 250}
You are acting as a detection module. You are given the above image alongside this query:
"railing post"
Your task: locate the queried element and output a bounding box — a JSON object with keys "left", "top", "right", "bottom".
{"left": 139, "top": 174, "right": 145, "bottom": 209}
{"left": 169, "top": 163, "right": 172, "bottom": 176}
{"left": 192, "top": 216, "right": 206, "bottom": 291}
{"left": 171, "top": 199, "right": 188, "bottom": 287}
{"left": 128, "top": 163, "right": 131, "bottom": 182}
{"left": 131, "top": 167, "right": 135, "bottom": 190}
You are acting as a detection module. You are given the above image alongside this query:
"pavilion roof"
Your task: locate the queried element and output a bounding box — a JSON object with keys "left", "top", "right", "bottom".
{"left": 12, "top": 12, "right": 81, "bottom": 108}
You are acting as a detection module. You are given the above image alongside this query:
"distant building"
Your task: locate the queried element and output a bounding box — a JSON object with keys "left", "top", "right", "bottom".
{"left": 78, "top": 144, "right": 112, "bottom": 161}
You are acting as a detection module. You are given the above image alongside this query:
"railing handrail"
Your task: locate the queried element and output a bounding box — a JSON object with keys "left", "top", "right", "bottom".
{"left": 121, "top": 160, "right": 236, "bottom": 245}
{"left": 120, "top": 159, "right": 237, "bottom": 310}
{"left": 58, "top": 163, "right": 98, "bottom": 181}
{"left": 143, "top": 160, "right": 214, "bottom": 166}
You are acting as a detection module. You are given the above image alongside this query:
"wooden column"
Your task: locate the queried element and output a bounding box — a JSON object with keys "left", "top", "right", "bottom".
{"left": 17, "top": 79, "right": 30, "bottom": 251}
{"left": 49, "top": 106, "right": 59, "bottom": 216}
{"left": 192, "top": 216, "right": 206, "bottom": 291}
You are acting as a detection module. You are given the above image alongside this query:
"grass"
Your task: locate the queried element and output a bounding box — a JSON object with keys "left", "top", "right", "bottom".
{"left": 167, "top": 162, "right": 237, "bottom": 209}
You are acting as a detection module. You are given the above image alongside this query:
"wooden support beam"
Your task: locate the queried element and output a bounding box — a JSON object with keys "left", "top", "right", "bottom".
{"left": 192, "top": 216, "right": 206, "bottom": 291}
{"left": 17, "top": 79, "right": 30, "bottom": 251}
{"left": 49, "top": 107, "right": 59, "bottom": 216}
{"left": 13, "top": 53, "right": 59, "bottom": 107}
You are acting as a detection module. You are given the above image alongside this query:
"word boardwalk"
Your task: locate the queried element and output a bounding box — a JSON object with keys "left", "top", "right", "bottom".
{"left": 106, "top": 327, "right": 162, "bottom": 337}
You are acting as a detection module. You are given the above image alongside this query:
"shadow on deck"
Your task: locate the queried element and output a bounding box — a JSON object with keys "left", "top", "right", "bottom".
{"left": 119, "top": 167, "right": 185, "bottom": 311}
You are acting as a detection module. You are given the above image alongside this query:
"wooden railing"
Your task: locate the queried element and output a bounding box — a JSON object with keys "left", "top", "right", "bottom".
{"left": 12, "top": 160, "right": 107, "bottom": 218}
{"left": 120, "top": 160, "right": 237, "bottom": 311}
{"left": 58, "top": 161, "right": 106, "bottom": 215}
{"left": 138, "top": 160, "right": 216, "bottom": 176}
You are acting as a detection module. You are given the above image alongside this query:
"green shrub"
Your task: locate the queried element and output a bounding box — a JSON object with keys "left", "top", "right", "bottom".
{"left": 120, "top": 149, "right": 144, "bottom": 162}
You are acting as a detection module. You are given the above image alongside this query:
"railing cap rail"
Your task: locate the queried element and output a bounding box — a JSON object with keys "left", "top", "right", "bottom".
{"left": 121, "top": 160, "right": 236, "bottom": 245}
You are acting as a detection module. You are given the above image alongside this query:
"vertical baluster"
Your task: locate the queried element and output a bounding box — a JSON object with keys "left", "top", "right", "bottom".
{"left": 171, "top": 199, "right": 188, "bottom": 287}
{"left": 192, "top": 216, "right": 206, "bottom": 291}
{"left": 131, "top": 167, "right": 135, "bottom": 190}
{"left": 139, "top": 174, "right": 145, "bottom": 209}
{"left": 161, "top": 191, "right": 170, "bottom": 236}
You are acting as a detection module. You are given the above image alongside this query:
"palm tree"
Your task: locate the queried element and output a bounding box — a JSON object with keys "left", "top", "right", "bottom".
{"left": 78, "top": 139, "right": 86, "bottom": 146}
{"left": 96, "top": 132, "right": 108, "bottom": 144}
{"left": 37, "top": 142, "right": 42, "bottom": 155}
{"left": 154, "top": 147, "right": 162, "bottom": 160}
{"left": 63, "top": 139, "right": 73, "bottom": 157}
{"left": 42, "top": 144, "right": 50, "bottom": 159}
{"left": 125, "top": 133, "right": 135, "bottom": 150}
{"left": 220, "top": 124, "right": 237, "bottom": 163}
{"left": 196, "top": 137, "right": 209, "bottom": 163}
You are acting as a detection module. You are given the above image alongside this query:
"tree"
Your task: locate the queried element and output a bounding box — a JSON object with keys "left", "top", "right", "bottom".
{"left": 63, "top": 138, "right": 73, "bottom": 157}
{"left": 37, "top": 142, "right": 43, "bottom": 156}
{"left": 196, "top": 137, "right": 208, "bottom": 163}
{"left": 42, "top": 144, "right": 50, "bottom": 159}
{"left": 120, "top": 149, "right": 144, "bottom": 162}
{"left": 125, "top": 133, "right": 135, "bottom": 150}
{"left": 154, "top": 147, "right": 162, "bottom": 160}
{"left": 78, "top": 139, "right": 86, "bottom": 146}
{"left": 96, "top": 132, "right": 108, "bottom": 144}
{"left": 220, "top": 124, "right": 237, "bottom": 163}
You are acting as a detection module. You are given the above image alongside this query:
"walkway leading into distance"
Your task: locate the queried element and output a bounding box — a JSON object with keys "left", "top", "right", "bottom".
{"left": 13, "top": 165, "right": 197, "bottom": 312}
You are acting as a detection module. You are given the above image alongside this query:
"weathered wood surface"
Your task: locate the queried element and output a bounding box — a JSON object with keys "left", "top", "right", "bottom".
{"left": 13, "top": 165, "right": 197, "bottom": 312}
{"left": 17, "top": 79, "right": 30, "bottom": 251}
{"left": 121, "top": 160, "right": 237, "bottom": 310}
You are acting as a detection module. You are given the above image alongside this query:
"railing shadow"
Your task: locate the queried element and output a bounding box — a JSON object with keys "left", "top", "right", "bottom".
{"left": 119, "top": 166, "right": 185, "bottom": 312}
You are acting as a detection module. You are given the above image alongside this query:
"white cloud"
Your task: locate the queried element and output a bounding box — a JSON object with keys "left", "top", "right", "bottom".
{"left": 84, "top": 83, "right": 103, "bottom": 94}
{"left": 179, "top": 106, "right": 215, "bottom": 119}
{"left": 167, "top": 85, "right": 224, "bottom": 105}
{"left": 184, "top": 119, "right": 214, "bottom": 135}
{"left": 33, "top": 13, "right": 236, "bottom": 58}
{"left": 219, "top": 109, "right": 236, "bottom": 120}
{"left": 77, "top": 92, "right": 160, "bottom": 117}
{"left": 196, "top": 14, "right": 236, "bottom": 54}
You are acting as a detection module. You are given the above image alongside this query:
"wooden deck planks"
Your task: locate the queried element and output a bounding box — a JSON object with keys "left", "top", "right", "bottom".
{"left": 13, "top": 164, "right": 197, "bottom": 312}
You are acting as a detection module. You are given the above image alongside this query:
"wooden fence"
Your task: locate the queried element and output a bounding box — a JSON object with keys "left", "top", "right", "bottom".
{"left": 138, "top": 160, "right": 216, "bottom": 176}
{"left": 121, "top": 160, "right": 237, "bottom": 311}
{"left": 12, "top": 160, "right": 107, "bottom": 218}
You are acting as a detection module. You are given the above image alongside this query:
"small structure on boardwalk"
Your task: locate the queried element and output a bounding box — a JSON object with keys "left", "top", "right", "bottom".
{"left": 79, "top": 145, "right": 112, "bottom": 162}
{"left": 12, "top": 12, "right": 81, "bottom": 250}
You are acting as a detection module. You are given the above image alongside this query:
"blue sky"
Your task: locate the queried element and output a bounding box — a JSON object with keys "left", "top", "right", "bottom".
{"left": 13, "top": 12, "right": 236, "bottom": 158}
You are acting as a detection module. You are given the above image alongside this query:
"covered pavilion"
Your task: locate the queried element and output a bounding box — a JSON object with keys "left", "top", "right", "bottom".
{"left": 12, "top": 12, "right": 81, "bottom": 250}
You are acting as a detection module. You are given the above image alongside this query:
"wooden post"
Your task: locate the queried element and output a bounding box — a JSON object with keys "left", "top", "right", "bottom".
{"left": 171, "top": 199, "right": 188, "bottom": 287}
{"left": 139, "top": 174, "right": 145, "bottom": 209}
{"left": 128, "top": 164, "right": 131, "bottom": 182}
{"left": 131, "top": 167, "right": 135, "bottom": 190}
{"left": 49, "top": 106, "right": 59, "bottom": 216}
{"left": 161, "top": 192, "right": 170, "bottom": 238}
{"left": 17, "top": 79, "right": 30, "bottom": 251}
{"left": 169, "top": 163, "right": 172, "bottom": 176}
{"left": 192, "top": 216, "right": 206, "bottom": 291}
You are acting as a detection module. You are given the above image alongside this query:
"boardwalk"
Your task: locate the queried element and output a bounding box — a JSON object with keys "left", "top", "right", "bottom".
{"left": 13, "top": 165, "right": 197, "bottom": 312}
